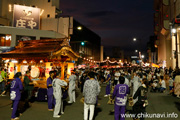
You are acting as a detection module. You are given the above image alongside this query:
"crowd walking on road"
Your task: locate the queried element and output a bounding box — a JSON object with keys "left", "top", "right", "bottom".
{"left": 0, "top": 66, "right": 180, "bottom": 120}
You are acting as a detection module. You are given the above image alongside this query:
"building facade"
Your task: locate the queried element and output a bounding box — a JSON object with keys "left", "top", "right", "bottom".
{"left": 154, "top": 0, "right": 180, "bottom": 69}
{"left": 70, "top": 20, "right": 101, "bottom": 61}
{"left": 0, "top": 0, "right": 72, "bottom": 51}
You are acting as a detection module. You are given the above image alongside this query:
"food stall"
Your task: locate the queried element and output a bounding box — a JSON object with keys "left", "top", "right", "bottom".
{"left": 0, "top": 38, "right": 79, "bottom": 88}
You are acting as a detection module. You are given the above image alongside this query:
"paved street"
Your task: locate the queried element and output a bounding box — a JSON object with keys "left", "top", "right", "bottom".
{"left": 0, "top": 84, "right": 180, "bottom": 120}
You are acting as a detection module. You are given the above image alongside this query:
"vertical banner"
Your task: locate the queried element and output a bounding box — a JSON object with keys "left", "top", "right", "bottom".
{"left": 13, "top": 4, "right": 40, "bottom": 29}
{"left": 8, "top": 62, "right": 14, "bottom": 79}
{"left": 45, "top": 62, "right": 52, "bottom": 79}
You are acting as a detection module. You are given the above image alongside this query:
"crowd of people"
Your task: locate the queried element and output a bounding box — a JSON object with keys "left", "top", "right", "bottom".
{"left": 0, "top": 66, "right": 180, "bottom": 120}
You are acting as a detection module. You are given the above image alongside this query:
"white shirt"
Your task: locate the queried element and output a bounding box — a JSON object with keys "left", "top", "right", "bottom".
{"left": 114, "top": 72, "right": 120, "bottom": 80}
{"left": 161, "top": 80, "right": 166, "bottom": 88}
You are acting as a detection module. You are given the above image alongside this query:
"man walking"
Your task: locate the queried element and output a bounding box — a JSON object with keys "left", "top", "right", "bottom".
{"left": 83, "top": 72, "right": 100, "bottom": 120}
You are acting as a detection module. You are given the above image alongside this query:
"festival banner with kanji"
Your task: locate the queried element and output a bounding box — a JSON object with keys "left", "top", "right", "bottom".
{"left": 13, "top": 4, "right": 40, "bottom": 29}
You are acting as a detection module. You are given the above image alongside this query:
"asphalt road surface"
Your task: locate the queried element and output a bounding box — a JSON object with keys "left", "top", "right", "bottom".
{"left": 0, "top": 84, "right": 180, "bottom": 120}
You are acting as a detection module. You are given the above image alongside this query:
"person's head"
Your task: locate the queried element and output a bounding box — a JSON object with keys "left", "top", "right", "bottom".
{"left": 142, "top": 78, "right": 148, "bottom": 87}
{"left": 119, "top": 76, "right": 125, "bottom": 84}
{"left": 83, "top": 72, "right": 86, "bottom": 76}
{"left": 1, "top": 68, "right": 4, "bottom": 71}
{"left": 55, "top": 72, "right": 61, "bottom": 78}
{"left": 49, "top": 71, "right": 54, "bottom": 77}
{"left": 71, "top": 71, "right": 75, "bottom": 75}
{"left": 14, "top": 72, "right": 22, "bottom": 79}
{"left": 160, "top": 76, "right": 164, "bottom": 80}
{"left": 88, "top": 72, "right": 95, "bottom": 79}
{"left": 26, "top": 71, "right": 30, "bottom": 76}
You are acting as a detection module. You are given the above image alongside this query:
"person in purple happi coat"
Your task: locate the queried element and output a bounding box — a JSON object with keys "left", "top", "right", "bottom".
{"left": 104, "top": 70, "right": 111, "bottom": 97}
{"left": 10, "top": 72, "right": 23, "bottom": 120}
{"left": 47, "top": 71, "right": 55, "bottom": 111}
{"left": 113, "top": 76, "right": 129, "bottom": 120}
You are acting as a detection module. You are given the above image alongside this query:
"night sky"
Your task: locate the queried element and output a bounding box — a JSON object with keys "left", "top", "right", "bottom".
{"left": 60, "top": 0, "right": 154, "bottom": 57}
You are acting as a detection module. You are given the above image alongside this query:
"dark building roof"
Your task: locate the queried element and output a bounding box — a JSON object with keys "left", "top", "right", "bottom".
{"left": 0, "top": 38, "right": 79, "bottom": 61}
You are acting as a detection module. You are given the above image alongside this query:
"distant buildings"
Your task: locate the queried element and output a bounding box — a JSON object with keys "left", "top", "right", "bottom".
{"left": 104, "top": 47, "right": 124, "bottom": 62}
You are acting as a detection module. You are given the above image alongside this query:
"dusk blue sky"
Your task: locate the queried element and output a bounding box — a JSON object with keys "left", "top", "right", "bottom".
{"left": 60, "top": 0, "right": 154, "bottom": 56}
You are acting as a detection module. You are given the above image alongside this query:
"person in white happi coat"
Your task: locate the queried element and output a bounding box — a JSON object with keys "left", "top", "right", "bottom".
{"left": 132, "top": 72, "right": 141, "bottom": 104}
{"left": 52, "top": 72, "right": 67, "bottom": 118}
{"left": 68, "top": 71, "right": 77, "bottom": 103}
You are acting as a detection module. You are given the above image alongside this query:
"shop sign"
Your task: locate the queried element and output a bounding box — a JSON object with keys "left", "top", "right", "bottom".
{"left": 13, "top": 4, "right": 40, "bottom": 29}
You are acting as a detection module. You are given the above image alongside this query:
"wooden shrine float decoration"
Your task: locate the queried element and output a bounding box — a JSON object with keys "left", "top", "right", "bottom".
{"left": 0, "top": 38, "right": 79, "bottom": 88}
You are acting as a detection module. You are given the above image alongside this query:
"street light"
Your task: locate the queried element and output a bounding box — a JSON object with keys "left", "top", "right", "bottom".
{"left": 141, "top": 55, "right": 145, "bottom": 59}
{"left": 133, "top": 38, "right": 137, "bottom": 41}
{"left": 135, "top": 50, "right": 138, "bottom": 53}
{"left": 172, "top": 28, "right": 177, "bottom": 34}
{"left": 77, "top": 26, "right": 82, "bottom": 30}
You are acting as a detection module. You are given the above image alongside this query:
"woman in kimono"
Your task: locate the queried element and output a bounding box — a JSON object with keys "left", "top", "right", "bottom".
{"left": 132, "top": 72, "right": 141, "bottom": 104}
{"left": 133, "top": 78, "right": 148, "bottom": 120}
{"left": 10, "top": 72, "right": 23, "bottom": 120}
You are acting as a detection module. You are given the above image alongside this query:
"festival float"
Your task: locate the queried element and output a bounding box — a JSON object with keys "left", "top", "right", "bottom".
{"left": 0, "top": 38, "right": 79, "bottom": 88}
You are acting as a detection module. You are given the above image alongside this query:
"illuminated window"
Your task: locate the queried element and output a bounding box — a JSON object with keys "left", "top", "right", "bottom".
{"left": 0, "top": 34, "right": 11, "bottom": 46}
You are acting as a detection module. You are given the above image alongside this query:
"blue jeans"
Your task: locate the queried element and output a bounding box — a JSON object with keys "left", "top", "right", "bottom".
{"left": 159, "top": 87, "right": 166, "bottom": 92}
{"left": 0, "top": 81, "right": 5, "bottom": 94}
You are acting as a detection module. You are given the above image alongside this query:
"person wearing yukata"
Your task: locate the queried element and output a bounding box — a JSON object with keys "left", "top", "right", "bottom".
{"left": 133, "top": 78, "right": 148, "bottom": 120}
{"left": 132, "top": 72, "right": 141, "bottom": 104}
{"left": 104, "top": 70, "right": 111, "bottom": 97}
{"left": 10, "top": 72, "right": 23, "bottom": 120}
{"left": 47, "top": 71, "right": 55, "bottom": 111}
{"left": 68, "top": 71, "right": 77, "bottom": 103}
{"left": 52, "top": 72, "right": 67, "bottom": 118}
{"left": 112, "top": 76, "right": 129, "bottom": 120}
